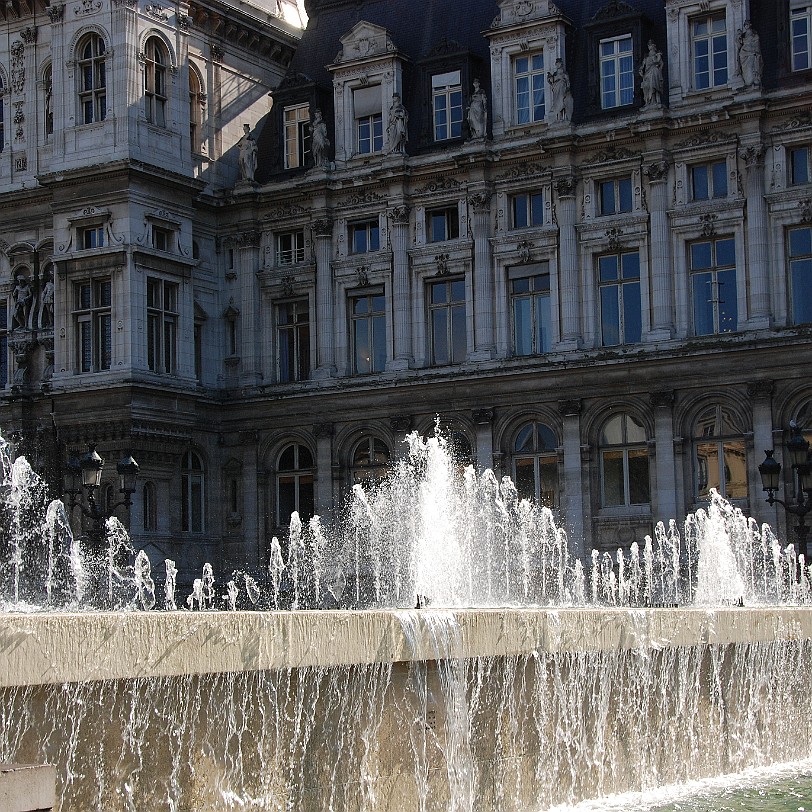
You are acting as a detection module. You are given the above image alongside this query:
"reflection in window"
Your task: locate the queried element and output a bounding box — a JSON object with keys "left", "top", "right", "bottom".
{"left": 351, "top": 436, "right": 390, "bottom": 486}
{"left": 277, "top": 443, "right": 314, "bottom": 526}
{"left": 429, "top": 278, "right": 466, "bottom": 365}
{"left": 598, "top": 250, "right": 641, "bottom": 346}
{"left": 788, "top": 226, "right": 812, "bottom": 325}
{"left": 690, "top": 237, "right": 737, "bottom": 336}
{"left": 276, "top": 299, "right": 309, "bottom": 383}
{"left": 600, "top": 413, "right": 650, "bottom": 507}
{"left": 351, "top": 290, "right": 386, "bottom": 374}
{"left": 513, "top": 422, "right": 558, "bottom": 506}
{"left": 511, "top": 269, "right": 551, "bottom": 356}
{"left": 693, "top": 405, "right": 747, "bottom": 501}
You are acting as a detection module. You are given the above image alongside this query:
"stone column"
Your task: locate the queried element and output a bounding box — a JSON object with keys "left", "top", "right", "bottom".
{"left": 314, "top": 423, "right": 334, "bottom": 519}
{"left": 741, "top": 145, "right": 771, "bottom": 329}
{"left": 20, "top": 27, "right": 38, "bottom": 175}
{"left": 388, "top": 204, "right": 412, "bottom": 370}
{"left": 312, "top": 218, "right": 336, "bottom": 378}
{"left": 559, "top": 399, "right": 585, "bottom": 557}
{"left": 236, "top": 230, "right": 261, "bottom": 386}
{"left": 473, "top": 408, "right": 494, "bottom": 472}
{"left": 47, "top": 4, "right": 65, "bottom": 160}
{"left": 555, "top": 176, "right": 580, "bottom": 350}
{"left": 645, "top": 160, "right": 674, "bottom": 340}
{"left": 650, "top": 391, "right": 678, "bottom": 526}
{"left": 469, "top": 192, "right": 495, "bottom": 360}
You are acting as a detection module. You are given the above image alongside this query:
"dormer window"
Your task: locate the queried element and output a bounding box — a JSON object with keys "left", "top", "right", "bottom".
{"left": 514, "top": 53, "right": 545, "bottom": 124}
{"left": 432, "top": 71, "right": 463, "bottom": 140}
{"left": 600, "top": 35, "right": 634, "bottom": 109}
{"left": 284, "top": 103, "right": 310, "bottom": 169}
{"left": 81, "top": 225, "right": 105, "bottom": 249}
{"left": 353, "top": 86, "right": 383, "bottom": 154}
{"left": 692, "top": 13, "right": 728, "bottom": 90}
{"left": 152, "top": 226, "right": 172, "bottom": 252}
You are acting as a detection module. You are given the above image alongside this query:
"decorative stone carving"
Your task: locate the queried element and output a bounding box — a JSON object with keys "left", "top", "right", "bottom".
{"left": 234, "top": 230, "right": 261, "bottom": 248}
{"left": 592, "top": 0, "right": 636, "bottom": 19}
{"left": 739, "top": 144, "right": 764, "bottom": 168}
{"left": 313, "top": 422, "right": 334, "bottom": 439}
{"left": 415, "top": 177, "right": 461, "bottom": 194}
{"left": 605, "top": 228, "right": 624, "bottom": 252}
{"left": 517, "top": 240, "right": 534, "bottom": 263}
{"left": 558, "top": 399, "right": 581, "bottom": 417}
{"left": 434, "top": 253, "right": 450, "bottom": 276}
{"left": 644, "top": 160, "right": 670, "bottom": 182}
{"left": 639, "top": 40, "right": 664, "bottom": 107}
{"left": 281, "top": 276, "right": 295, "bottom": 297}
{"left": 467, "top": 79, "right": 487, "bottom": 139}
{"left": 497, "top": 163, "right": 550, "bottom": 180}
{"left": 472, "top": 407, "right": 494, "bottom": 425}
{"left": 799, "top": 199, "right": 812, "bottom": 224}
{"left": 547, "top": 58, "right": 572, "bottom": 122}
{"left": 10, "top": 41, "right": 24, "bottom": 93}
{"left": 20, "top": 27, "right": 37, "bottom": 45}
{"left": 468, "top": 192, "right": 491, "bottom": 212}
{"left": 746, "top": 380, "right": 774, "bottom": 400}
{"left": 210, "top": 45, "right": 224, "bottom": 63}
{"left": 266, "top": 204, "right": 307, "bottom": 220}
{"left": 310, "top": 108, "right": 330, "bottom": 168}
{"left": 47, "top": 4, "right": 65, "bottom": 22}
{"left": 343, "top": 190, "right": 385, "bottom": 207}
{"left": 736, "top": 20, "right": 762, "bottom": 89}
{"left": 589, "top": 146, "right": 637, "bottom": 164}
{"left": 555, "top": 175, "right": 577, "bottom": 198}
{"left": 237, "top": 124, "right": 257, "bottom": 182}
{"left": 177, "top": 12, "right": 190, "bottom": 31}
{"left": 386, "top": 93, "right": 408, "bottom": 154}
{"left": 699, "top": 213, "right": 717, "bottom": 237}
{"left": 145, "top": 3, "right": 167, "bottom": 18}
{"left": 390, "top": 414, "right": 412, "bottom": 433}
{"left": 11, "top": 273, "right": 33, "bottom": 330}
{"left": 13, "top": 102, "right": 24, "bottom": 142}
{"left": 355, "top": 266, "right": 370, "bottom": 287}
{"left": 649, "top": 391, "right": 675, "bottom": 409}
{"left": 312, "top": 218, "right": 333, "bottom": 238}
{"left": 73, "top": 0, "right": 102, "bottom": 15}
{"left": 675, "top": 131, "right": 734, "bottom": 149}
{"left": 389, "top": 204, "right": 410, "bottom": 224}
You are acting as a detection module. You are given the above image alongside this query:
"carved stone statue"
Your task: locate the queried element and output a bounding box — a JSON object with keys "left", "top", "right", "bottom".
{"left": 639, "top": 40, "right": 664, "bottom": 107}
{"left": 466, "top": 79, "right": 487, "bottom": 139}
{"left": 547, "top": 58, "right": 573, "bottom": 122}
{"left": 310, "top": 108, "right": 330, "bottom": 168}
{"left": 12, "top": 274, "right": 32, "bottom": 330}
{"left": 737, "top": 20, "right": 763, "bottom": 88}
{"left": 387, "top": 92, "right": 408, "bottom": 154}
{"left": 237, "top": 123, "right": 257, "bottom": 182}
{"left": 39, "top": 269, "right": 54, "bottom": 329}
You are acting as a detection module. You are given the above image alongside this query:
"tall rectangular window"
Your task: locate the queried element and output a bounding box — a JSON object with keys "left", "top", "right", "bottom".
{"left": 432, "top": 71, "right": 463, "bottom": 140}
{"left": 692, "top": 13, "right": 728, "bottom": 90}
{"left": 147, "top": 278, "right": 178, "bottom": 374}
{"left": 690, "top": 237, "right": 737, "bottom": 335}
{"left": 790, "top": 147, "right": 811, "bottom": 185}
{"left": 276, "top": 299, "right": 309, "bottom": 383}
{"left": 511, "top": 267, "right": 551, "bottom": 356}
{"left": 194, "top": 322, "right": 203, "bottom": 383}
{"left": 0, "top": 300, "right": 7, "bottom": 387}
{"left": 599, "top": 178, "right": 633, "bottom": 216}
{"left": 514, "top": 53, "right": 545, "bottom": 124}
{"left": 598, "top": 251, "right": 641, "bottom": 346}
{"left": 600, "top": 35, "right": 634, "bottom": 109}
{"left": 511, "top": 192, "right": 544, "bottom": 228}
{"left": 78, "top": 34, "right": 106, "bottom": 125}
{"left": 350, "top": 220, "right": 380, "bottom": 253}
{"left": 691, "top": 161, "right": 728, "bottom": 200}
{"left": 427, "top": 207, "right": 459, "bottom": 242}
{"left": 350, "top": 290, "right": 386, "bottom": 374}
{"left": 354, "top": 86, "right": 382, "bottom": 154}
{"left": 277, "top": 231, "right": 305, "bottom": 265}
{"left": 74, "top": 279, "right": 111, "bottom": 372}
{"left": 429, "top": 278, "right": 466, "bottom": 365}
{"left": 792, "top": 5, "right": 812, "bottom": 71}
{"left": 284, "top": 104, "right": 311, "bottom": 169}
{"left": 788, "top": 226, "right": 812, "bottom": 325}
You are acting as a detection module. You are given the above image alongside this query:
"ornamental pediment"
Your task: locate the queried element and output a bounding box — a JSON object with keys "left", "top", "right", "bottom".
{"left": 334, "top": 21, "right": 397, "bottom": 64}
{"left": 492, "top": 0, "right": 564, "bottom": 28}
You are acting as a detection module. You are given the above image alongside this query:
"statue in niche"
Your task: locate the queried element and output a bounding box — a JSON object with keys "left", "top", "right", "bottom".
{"left": 310, "top": 108, "right": 330, "bottom": 168}
{"left": 237, "top": 123, "right": 257, "bottom": 182}
{"left": 387, "top": 93, "right": 408, "bottom": 154}
{"left": 466, "top": 79, "right": 487, "bottom": 139}
{"left": 639, "top": 40, "right": 664, "bottom": 107}
{"left": 737, "top": 20, "right": 763, "bottom": 89}
{"left": 38, "top": 268, "right": 54, "bottom": 329}
{"left": 12, "top": 274, "right": 32, "bottom": 330}
{"left": 547, "top": 58, "right": 573, "bottom": 122}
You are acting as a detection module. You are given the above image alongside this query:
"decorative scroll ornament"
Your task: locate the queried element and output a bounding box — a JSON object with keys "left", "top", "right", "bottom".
{"left": 434, "top": 253, "right": 450, "bottom": 276}
{"left": 389, "top": 204, "right": 410, "bottom": 224}
{"left": 355, "top": 266, "right": 370, "bottom": 287}
{"left": 699, "top": 213, "right": 717, "bottom": 237}
{"left": 10, "top": 42, "right": 24, "bottom": 93}
{"left": 74, "top": 0, "right": 103, "bottom": 15}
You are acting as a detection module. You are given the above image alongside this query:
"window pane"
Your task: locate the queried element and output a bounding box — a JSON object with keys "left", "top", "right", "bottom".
{"left": 536, "top": 290, "right": 551, "bottom": 353}
{"left": 623, "top": 281, "right": 642, "bottom": 344}
{"left": 691, "top": 242, "right": 712, "bottom": 270}
{"left": 513, "top": 296, "right": 532, "bottom": 355}
{"left": 712, "top": 162, "right": 728, "bottom": 197}
{"left": 792, "top": 258, "right": 812, "bottom": 324}
{"left": 723, "top": 440, "right": 747, "bottom": 499}
{"left": 628, "top": 449, "right": 650, "bottom": 504}
{"left": 354, "top": 318, "right": 370, "bottom": 373}
{"left": 717, "top": 268, "right": 737, "bottom": 333}
{"left": 696, "top": 441, "right": 720, "bottom": 499}
{"left": 619, "top": 178, "right": 632, "bottom": 212}
{"left": 601, "top": 286, "right": 620, "bottom": 346}
{"left": 601, "top": 415, "right": 624, "bottom": 445}
{"left": 432, "top": 309, "right": 448, "bottom": 364}
{"left": 692, "top": 166, "right": 709, "bottom": 200}
{"left": 790, "top": 226, "right": 812, "bottom": 257}
{"left": 692, "top": 272, "right": 714, "bottom": 335}
{"left": 451, "top": 303, "right": 466, "bottom": 362}
{"left": 515, "top": 457, "right": 536, "bottom": 501}
{"left": 602, "top": 450, "right": 625, "bottom": 506}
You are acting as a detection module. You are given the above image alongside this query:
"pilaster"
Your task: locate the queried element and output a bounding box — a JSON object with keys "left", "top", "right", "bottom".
{"left": 312, "top": 218, "right": 336, "bottom": 378}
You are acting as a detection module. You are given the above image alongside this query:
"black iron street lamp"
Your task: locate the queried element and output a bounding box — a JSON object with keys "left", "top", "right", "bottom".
{"left": 63, "top": 444, "right": 139, "bottom": 550}
{"left": 758, "top": 422, "right": 812, "bottom": 559}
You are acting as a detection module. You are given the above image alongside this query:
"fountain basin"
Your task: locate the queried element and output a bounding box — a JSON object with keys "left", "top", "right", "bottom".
{"left": 1, "top": 606, "right": 810, "bottom": 687}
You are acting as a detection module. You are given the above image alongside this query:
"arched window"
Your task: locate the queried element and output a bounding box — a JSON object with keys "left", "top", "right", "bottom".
{"left": 181, "top": 451, "right": 204, "bottom": 532}
{"left": 78, "top": 33, "right": 106, "bottom": 124}
{"left": 693, "top": 405, "right": 747, "bottom": 501}
{"left": 600, "top": 413, "right": 650, "bottom": 507}
{"left": 43, "top": 64, "right": 53, "bottom": 137}
{"left": 144, "top": 37, "right": 168, "bottom": 127}
{"left": 513, "top": 421, "right": 558, "bottom": 506}
{"left": 142, "top": 481, "right": 157, "bottom": 532}
{"left": 276, "top": 444, "right": 314, "bottom": 526}
{"left": 189, "top": 67, "right": 204, "bottom": 154}
{"left": 351, "top": 436, "right": 390, "bottom": 486}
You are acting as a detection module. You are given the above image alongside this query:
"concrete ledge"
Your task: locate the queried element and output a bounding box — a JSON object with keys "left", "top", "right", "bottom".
{"left": 0, "top": 764, "right": 56, "bottom": 812}
{"left": 1, "top": 607, "right": 811, "bottom": 688}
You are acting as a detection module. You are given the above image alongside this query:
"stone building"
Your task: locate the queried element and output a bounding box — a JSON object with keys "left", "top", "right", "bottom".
{"left": 1, "top": 0, "right": 811, "bottom": 588}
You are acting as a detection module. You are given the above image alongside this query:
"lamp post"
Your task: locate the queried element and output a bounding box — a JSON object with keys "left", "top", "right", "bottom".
{"left": 758, "top": 422, "right": 811, "bottom": 559}
{"left": 63, "top": 443, "right": 139, "bottom": 551}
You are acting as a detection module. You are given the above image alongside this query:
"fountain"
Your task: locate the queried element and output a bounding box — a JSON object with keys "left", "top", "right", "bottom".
{"left": 1, "top": 429, "right": 812, "bottom": 811}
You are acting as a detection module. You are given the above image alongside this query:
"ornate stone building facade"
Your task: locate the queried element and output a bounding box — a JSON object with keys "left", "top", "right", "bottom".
{"left": 1, "top": 0, "right": 812, "bottom": 587}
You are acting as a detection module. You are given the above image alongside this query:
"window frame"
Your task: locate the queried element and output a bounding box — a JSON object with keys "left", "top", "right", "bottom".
{"left": 692, "top": 404, "right": 748, "bottom": 502}
{"left": 276, "top": 230, "right": 306, "bottom": 266}
{"left": 510, "top": 191, "right": 544, "bottom": 229}
{"left": 276, "top": 443, "right": 314, "bottom": 526}
{"left": 73, "top": 278, "right": 112, "bottom": 373}
{"left": 599, "top": 413, "right": 650, "bottom": 508}
{"left": 349, "top": 220, "right": 381, "bottom": 254}
{"left": 144, "top": 37, "right": 168, "bottom": 128}
{"left": 181, "top": 450, "right": 205, "bottom": 533}
{"left": 80, "top": 225, "right": 105, "bottom": 250}
{"left": 787, "top": 225, "right": 812, "bottom": 325}
{"left": 689, "top": 236, "right": 737, "bottom": 336}
{"left": 510, "top": 265, "right": 551, "bottom": 357}
{"left": 351, "top": 436, "right": 390, "bottom": 487}
{"left": 789, "top": 146, "right": 811, "bottom": 185}
{"left": 691, "top": 11, "right": 729, "bottom": 91}
{"left": 513, "top": 51, "right": 546, "bottom": 125}
{"left": 597, "top": 249, "right": 642, "bottom": 347}
{"left": 690, "top": 160, "right": 728, "bottom": 201}
{"left": 0, "top": 298, "right": 7, "bottom": 387}
{"left": 350, "top": 287, "right": 387, "bottom": 375}
{"left": 426, "top": 206, "right": 459, "bottom": 243}
{"left": 428, "top": 276, "right": 466, "bottom": 366}
{"left": 432, "top": 70, "right": 463, "bottom": 141}
{"left": 513, "top": 421, "right": 559, "bottom": 507}
{"left": 283, "top": 103, "right": 311, "bottom": 169}
{"left": 276, "top": 298, "right": 310, "bottom": 383}
{"left": 189, "top": 66, "right": 204, "bottom": 155}
{"left": 77, "top": 33, "right": 107, "bottom": 125}
{"left": 598, "top": 177, "right": 633, "bottom": 216}
{"left": 791, "top": 2, "right": 812, "bottom": 72}
{"left": 599, "top": 34, "right": 635, "bottom": 109}
{"left": 146, "top": 277, "right": 179, "bottom": 375}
